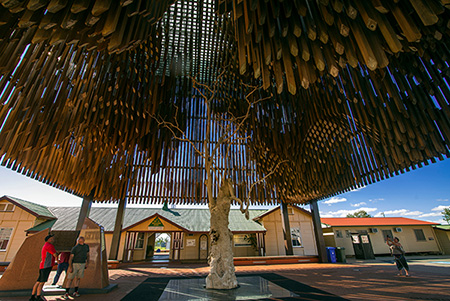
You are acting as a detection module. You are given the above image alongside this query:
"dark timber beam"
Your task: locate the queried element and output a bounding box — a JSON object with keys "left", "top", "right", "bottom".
{"left": 280, "top": 201, "right": 294, "bottom": 255}
{"left": 310, "top": 200, "right": 327, "bottom": 263}
{"left": 75, "top": 190, "right": 94, "bottom": 232}
{"left": 109, "top": 196, "right": 127, "bottom": 260}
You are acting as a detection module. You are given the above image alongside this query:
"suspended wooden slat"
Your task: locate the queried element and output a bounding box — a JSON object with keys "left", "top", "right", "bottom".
{"left": 0, "top": 0, "right": 450, "bottom": 206}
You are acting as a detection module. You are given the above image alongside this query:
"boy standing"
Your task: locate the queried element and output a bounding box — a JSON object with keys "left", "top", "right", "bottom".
{"left": 52, "top": 251, "right": 71, "bottom": 286}
{"left": 30, "top": 234, "right": 59, "bottom": 301}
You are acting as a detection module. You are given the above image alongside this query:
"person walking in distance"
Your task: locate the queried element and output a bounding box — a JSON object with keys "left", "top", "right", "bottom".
{"left": 51, "top": 251, "right": 70, "bottom": 286}
{"left": 387, "top": 236, "right": 410, "bottom": 276}
{"left": 30, "top": 234, "right": 59, "bottom": 301}
{"left": 63, "top": 237, "right": 90, "bottom": 299}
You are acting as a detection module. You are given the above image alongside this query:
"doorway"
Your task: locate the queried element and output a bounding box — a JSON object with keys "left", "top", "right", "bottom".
{"left": 150, "top": 233, "right": 171, "bottom": 262}
{"left": 145, "top": 233, "right": 155, "bottom": 260}
{"left": 199, "top": 234, "right": 208, "bottom": 260}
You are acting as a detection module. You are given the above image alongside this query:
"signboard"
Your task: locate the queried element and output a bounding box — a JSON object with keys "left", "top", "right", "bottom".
{"left": 148, "top": 216, "right": 164, "bottom": 230}
{"left": 186, "top": 239, "right": 196, "bottom": 247}
{"left": 84, "top": 230, "right": 100, "bottom": 243}
{"left": 361, "top": 235, "right": 369, "bottom": 244}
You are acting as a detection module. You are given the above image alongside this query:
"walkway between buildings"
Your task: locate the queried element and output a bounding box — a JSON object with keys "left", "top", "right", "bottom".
{"left": 2, "top": 256, "right": 449, "bottom": 301}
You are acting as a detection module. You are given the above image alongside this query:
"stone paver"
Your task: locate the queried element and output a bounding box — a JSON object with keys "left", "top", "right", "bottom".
{"left": 2, "top": 257, "right": 449, "bottom": 301}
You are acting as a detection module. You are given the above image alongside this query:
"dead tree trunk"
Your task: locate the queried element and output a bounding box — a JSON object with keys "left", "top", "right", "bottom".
{"left": 154, "top": 78, "right": 274, "bottom": 289}
{"left": 206, "top": 179, "right": 238, "bottom": 289}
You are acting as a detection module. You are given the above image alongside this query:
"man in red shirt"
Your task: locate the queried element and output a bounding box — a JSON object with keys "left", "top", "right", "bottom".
{"left": 30, "top": 234, "right": 59, "bottom": 301}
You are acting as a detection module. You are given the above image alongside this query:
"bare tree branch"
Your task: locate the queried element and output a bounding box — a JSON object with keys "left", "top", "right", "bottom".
{"left": 150, "top": 115, "right": 205, "bottom": 159}
{"left": 247, "top": 159, "right": 288, "bottom": 204}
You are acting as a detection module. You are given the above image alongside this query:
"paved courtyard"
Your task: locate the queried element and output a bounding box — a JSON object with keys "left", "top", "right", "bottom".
{"left": 2, "top": 256, "right": 449, "bottom": 301}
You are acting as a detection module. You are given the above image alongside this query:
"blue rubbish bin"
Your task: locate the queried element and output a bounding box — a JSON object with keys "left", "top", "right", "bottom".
{"left": 326, "top": 247, "right": 337, "bottom": 263}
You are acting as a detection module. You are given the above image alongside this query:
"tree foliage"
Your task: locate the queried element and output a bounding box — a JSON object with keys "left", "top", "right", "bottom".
{"left": 442, "top": 208, "right": 450, "bottom": 225}
{"left": 346, "top": 210, "right": 372, "bottom": 218}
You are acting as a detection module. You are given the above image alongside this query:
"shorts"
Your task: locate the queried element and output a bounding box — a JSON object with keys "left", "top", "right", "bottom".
{"left": 67, "top": 263, "right": 86, "bottom": 279}
{"left": 37, "top": 267, "right": 52, "bottom": 282}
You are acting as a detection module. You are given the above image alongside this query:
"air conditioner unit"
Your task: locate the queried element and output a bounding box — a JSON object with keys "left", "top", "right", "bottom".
{"left": 369, "top": 228, "right": 379, "bottom": 233}
{"left": 394, "top": 227, "right": 403, "bottom": 233}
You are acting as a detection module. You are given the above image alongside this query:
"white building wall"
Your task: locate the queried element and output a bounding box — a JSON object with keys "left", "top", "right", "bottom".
{"left": 260, "top": 206, "right": 318, "bottom": 256}
{"left": 325, "top": 225, "right": 440, "bottom": 255}
{"left": 0, "top": 200, "right": 36, "bottom": 262}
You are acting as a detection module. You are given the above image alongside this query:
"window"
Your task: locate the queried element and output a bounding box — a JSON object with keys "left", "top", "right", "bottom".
{"left": 287, "top": 207, "right": 294, "bottom": 215}
{"left": 233, "top": 234, "right": 252, "bottom": 247}
{"left": 414, "top": 229, "right": 426, "bottom": 241}
{"left": 0, "top": 204, "right": 14, "bottom": 212}
{"left": 135, "top": 232, "right": 145, "bottom": 249}
{"left": 335, "top": 230, "right": 343, "bottom": 238}
{"left": 345, "top": 230, "right": 351, "bottom": 238}
{"left": 382, "top": 230, "right": 393, "bottom": 242}
{"left": 0, "top": 228, "right": 13, "bottom": 251}
{"left": 291, "top": 228, "right": 302, "bottom": 247}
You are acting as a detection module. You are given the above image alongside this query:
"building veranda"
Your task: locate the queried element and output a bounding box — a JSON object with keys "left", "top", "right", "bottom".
{"left": 1, "top": 195, "right": 320, "bottom": 264}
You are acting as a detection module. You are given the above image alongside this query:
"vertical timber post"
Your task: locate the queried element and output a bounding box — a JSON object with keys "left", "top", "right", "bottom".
{"left": 310, "top": 200, "right": 327, "bottom": 263}
{"left": 280, "top": 201, "right": 294, "bottom": 255}
{"left": 75, "top": 190, "right": 94, "bottom": 231}
{"left": 109, "top": 195, "right": 127, "bottom": 260}
{"left": 109, "top": 155, "right": 134, "bottom": 260}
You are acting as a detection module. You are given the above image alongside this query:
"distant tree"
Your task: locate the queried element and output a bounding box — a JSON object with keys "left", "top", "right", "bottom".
{"left": 347, "top": 210, "right": 372, "bottom": 218}
{"left": 442, "top": 208, "right": 450, "bottom": 225}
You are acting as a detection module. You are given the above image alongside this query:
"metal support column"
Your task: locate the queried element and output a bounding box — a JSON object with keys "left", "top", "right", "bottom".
{"left": 280, "top": 201, "right": 294, "bottom": 255}
{"left": 75, "top": 190, "right": 94, "bottom": 232}
{"left": 310, "top": 200, "right": 327, "bottom": 263}
{"left": 109, "top": 196, "right": 127, "bottom": 260}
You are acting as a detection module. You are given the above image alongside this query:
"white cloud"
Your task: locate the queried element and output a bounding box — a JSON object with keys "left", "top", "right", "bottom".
{"left": 431, "top": 205, "right": 450, "bottom": 212}
{"left": 437, "top": 199, "right": 448, "bottom": 202}
{"left": 323, "top": 197, "right": 347, "bottom": 206}
{"left": 403, "top": 211, "right": 424, "bottom": 216}
{"left": 429, "top": 219, "right": 446, "bottom": 224}
{"left": 382, "top": 209, "right": 423, "bottom": 216}
{"left": 368, "top": 198, "right": 384, "bottom": 203}
{"left": 351, "top": 202, "right": 367, "bottom": 207}
{"left": 321, "top": 207, "right": 378, "bottom": 217}
{"left": 419, "top": 212, "right": 442, "bottom": 217}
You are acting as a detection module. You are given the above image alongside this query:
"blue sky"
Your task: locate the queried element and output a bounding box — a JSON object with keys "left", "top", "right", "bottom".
{"left": 0, "top": 159, "right": 449, "bottom": 224}
{"left": 319, "top": 159, "right": 450, "bottom": 224}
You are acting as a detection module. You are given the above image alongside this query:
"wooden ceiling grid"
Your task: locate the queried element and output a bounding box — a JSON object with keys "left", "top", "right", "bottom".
{"left": 0, "top": 0, "right": 450, "bottom": 205}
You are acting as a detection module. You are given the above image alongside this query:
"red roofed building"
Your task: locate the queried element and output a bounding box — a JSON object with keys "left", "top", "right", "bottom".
{"left": 322, "top": 217, "right": 441, "bottom": 257}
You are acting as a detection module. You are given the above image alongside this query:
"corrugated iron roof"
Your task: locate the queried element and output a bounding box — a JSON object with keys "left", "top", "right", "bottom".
{"left": 48, "top": 207, "right": 267, "bottom": 233}
{"left": 321, "top": 217, "right": 439, "bottom": 227}
{"left": 1, "top": 195, "right": 56, "bottom": 219}
{"left": 253, "top": 205, "right": 311, "bottom": 221}
{"left": 433, "top": 225, "right": 450, "bottom": 231}
{"left": 26, "top": 220, "right": 57, "bottom": 232}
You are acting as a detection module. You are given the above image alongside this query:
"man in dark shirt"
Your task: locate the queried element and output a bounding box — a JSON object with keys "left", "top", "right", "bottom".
{"left": 30, "top": 234, "right": 59, "bottom": 301}
{"left": 62, "top": 236, "right": 89, "bottom": 299}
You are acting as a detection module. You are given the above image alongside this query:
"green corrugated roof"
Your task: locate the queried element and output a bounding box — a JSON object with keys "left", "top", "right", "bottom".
{"left": 3, "top": 195, "right": 56, "bottom": 219}
{"left": 434, "top": 225, "right": 450, "bottom": 230}
{"left": 48, "top": 207, "right": 267, "bottom": 233}
{"left": 26, "top": 219, "right": 57, "bottom": 232}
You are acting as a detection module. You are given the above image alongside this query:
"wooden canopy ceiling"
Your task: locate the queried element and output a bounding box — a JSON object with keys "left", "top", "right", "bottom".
{"left": 0, "top": 0, "right": 450, "bottom": 204}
